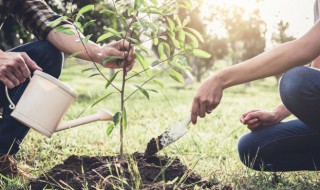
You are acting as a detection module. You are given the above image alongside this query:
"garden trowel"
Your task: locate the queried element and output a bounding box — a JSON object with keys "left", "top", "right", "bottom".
{"left": 144, "top": 115, "right": 191, "bottom": 157}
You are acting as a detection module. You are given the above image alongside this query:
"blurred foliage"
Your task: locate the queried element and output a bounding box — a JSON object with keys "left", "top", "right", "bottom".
{"left": 218, "top": 6, "right": 266, "bottom": 65}
{"left": 0, "top": 0, "right": 273, "bottom": 83}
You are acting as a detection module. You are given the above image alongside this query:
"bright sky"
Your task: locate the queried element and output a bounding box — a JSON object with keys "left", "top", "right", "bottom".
{"left": 202, "top": 0, "right": 315, "bottom": 48}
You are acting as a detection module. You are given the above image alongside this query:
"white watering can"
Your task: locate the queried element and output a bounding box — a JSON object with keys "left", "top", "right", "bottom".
{"left": 5, "top": 70, "right": 113, "bottom": 138}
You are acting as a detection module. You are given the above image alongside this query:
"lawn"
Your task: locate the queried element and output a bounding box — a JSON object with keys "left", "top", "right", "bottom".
{"left": 2, "top": 60, "right": 320, "bottom": 189}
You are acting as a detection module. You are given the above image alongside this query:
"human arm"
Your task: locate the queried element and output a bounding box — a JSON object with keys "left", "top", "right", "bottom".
{"left": 0, "top": 50, "right": 42, "bottom": 89}
{"left": 240, "top": 54, "right": 320, "bottom": 130}
{"left": 191, "top": 20, "right": 320, "bottom": 124}
{"left": 46, "top": 24, "right": 135, "bottom": 71}
{"left": 1, "top": 1, "right": 134, "bottom": 89}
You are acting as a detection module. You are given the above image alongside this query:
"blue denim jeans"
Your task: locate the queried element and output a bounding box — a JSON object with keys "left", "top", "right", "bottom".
{"left": 238, "top": 66, "right": 320, "bottom": 171}
{"left": 0, "top": 41, "right": 63, "bottom": 155}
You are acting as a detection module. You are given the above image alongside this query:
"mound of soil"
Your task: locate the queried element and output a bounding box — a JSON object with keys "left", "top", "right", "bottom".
{"left": 29, "top": 152, "right": 230, "bottom": 190}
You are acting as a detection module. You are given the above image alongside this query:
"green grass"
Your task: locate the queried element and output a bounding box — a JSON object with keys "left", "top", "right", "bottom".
{"left": 2, "top": 60, "right": 320, "bottom": 189}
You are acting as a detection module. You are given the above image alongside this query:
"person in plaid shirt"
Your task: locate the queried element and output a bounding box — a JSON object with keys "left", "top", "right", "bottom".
{"left": 0, "top": 1, "right": 135, "bottom": 179}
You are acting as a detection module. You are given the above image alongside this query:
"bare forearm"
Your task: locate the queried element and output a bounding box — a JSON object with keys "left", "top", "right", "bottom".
{"left": 46, "top": 24, "right": 102, "bottom": 63}
{"left": 273, "top": 104, "right": 291, "bottom": 122}
{"left": 217, "top": 21, "right": 320, "bottom": 89}
{"left": 311, "top": 55, "right": 320, "bottom": 68}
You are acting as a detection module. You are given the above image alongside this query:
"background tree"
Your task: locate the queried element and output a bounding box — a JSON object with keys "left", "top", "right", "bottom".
{"left": 220, "top": 6, "right": 266, "bottom": 65}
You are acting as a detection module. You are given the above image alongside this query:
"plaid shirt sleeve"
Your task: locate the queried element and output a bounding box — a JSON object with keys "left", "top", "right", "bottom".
{"left": 9, "top": 0, "right": 71, "bottom": 40}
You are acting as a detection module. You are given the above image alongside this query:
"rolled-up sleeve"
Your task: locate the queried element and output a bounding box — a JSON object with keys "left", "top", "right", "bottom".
{"left": 9, "top": 0, "right": 71, "bottom": 40}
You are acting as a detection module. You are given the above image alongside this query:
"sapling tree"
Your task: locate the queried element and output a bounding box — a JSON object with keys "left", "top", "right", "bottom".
{"left": 54, "top": 0, "right": 211, "bottom": 158}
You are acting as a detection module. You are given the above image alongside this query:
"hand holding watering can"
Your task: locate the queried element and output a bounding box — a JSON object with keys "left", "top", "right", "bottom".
{"left": 5, "top": 70, "right": 113, "bottom": 138}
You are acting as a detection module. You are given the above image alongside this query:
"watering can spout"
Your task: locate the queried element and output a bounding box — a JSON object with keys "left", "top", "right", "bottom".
{"left": 56, "top": 109, "right": 114, "bottom": 132}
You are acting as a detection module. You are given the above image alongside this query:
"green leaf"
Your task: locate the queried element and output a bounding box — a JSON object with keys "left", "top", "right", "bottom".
{"left": 151, "top": 60, "right": 161, "bottom": 67}
{"left": 83, "top": 34, "right": 92, "bottom": 44}
{"left": 192, "top": 49, "right": 211, "bottom": 58}
{"left": 134, "top": 0, "right": 143, "bottom": 10}
{"left": 167, "top": 17, "right": 175, "bottom": 32}
{"left": 74, "top": 22, "right": 83, "bottom": 33}
{"left": 97, "top": 32, "right": 115, "bottom": 43}
{"left": 178, "top": 28, "right": 186, "bottom": 42}
{"left": 153, "top": 37, "right": 159, "bottom": 46}
{"left": 100, "top": 10, "right": 116, "bottom": 15}
{"left": 145, "top": 22, "right": 158, "bottom": 32}
{"left": 113, "top": 112, "right": 122, "bottom": 126}
{"left": 169, "top": 69, "right": 184, "bottom": 84}
{"left": 126, "top": 37, "right": 140, "bottom": 44}
{"left": 182, "top": 17, "right": 191, "bottom": 27}
{"left": 135, "top": 85, "right": 150, "bottom": 100}
{"left": 81, "top": 68, "right": 94, "bottom": 73}
{"left": 161, "top": 42, "right": 171, "bottom": 58}
{"left": 185, "top": 27, "right": 204, "bottom": 43}
{"left": 153, "top": 80, "right": 164, "bottom": 88}
{"left": 123, "top": 107, "right": 127, "bottom": 130}
{"left": 105, "top": 71, "right": 120, "bottom": 90}
{"left": 175, "top": 16, "right": 182, "bottom": 27}
{"left": 142, "top": 0, "right": 148, "bottom": 7}
{"left": 102, "top": 56, "right": 122, "bottom": 65}
{"left": 83, "top": 20, "right": 96, "bottom": 29}
{"left": 136, "top": 44, "right": 149, "bottom": 56}
{"left": 106, "top": 123, "right": 114, "bottom": 136}
{"left": 49, "top": 16, "right": 67, "bottom": 27}
{"left": 158, "top": 42, "right": 165, "bottom": 60}
{"left": 169, "top": 34, "right": 180, "bottom": 48}
{"left": 147, "top": 89, "right": 158, "bottom": 93}
{"left": 128, "top": 7, "right": 135, "bottom": 16}
{"left": 76, "top": 5, "right": 94, "bottom": 21}
{"left": 66, "top": 51, "right": 82, "bottom": 59}
{"left": 91, "top": 92, "right": 114, "bottom": 108}
{"left": 89, "top": 73, "right": 101, "bottom": 78}
{"left": 138, "top": 18, "right": 148, "bottom": 30}
{"left": 105, "top": 28, "right": 122, "bottom": 38}
{"left": 136, "top": 52, "right": 151, "bottom": 76}
{"left": 79, "top": 4, "right": 95, "bottom": 14}
{"left": 185, "top": 32, "right": 199, "bottom": 48}
{"left": 150, "top": 0, "right": 158, "bottom": 6}
{"left": 54, "top": 26, "right": 75, "bottom": 35}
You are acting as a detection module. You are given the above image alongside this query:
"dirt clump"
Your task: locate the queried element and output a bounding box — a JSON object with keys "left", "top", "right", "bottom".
{"left": 28, "top": 152, "right": 230, "bottom": 190}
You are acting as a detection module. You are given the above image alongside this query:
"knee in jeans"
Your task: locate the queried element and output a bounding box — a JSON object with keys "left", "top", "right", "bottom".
{"left": 238, "top": 134, "right": 263, "bottom": 170}
{"left": 279, "top": 66, "right": 310, "bottom": 105}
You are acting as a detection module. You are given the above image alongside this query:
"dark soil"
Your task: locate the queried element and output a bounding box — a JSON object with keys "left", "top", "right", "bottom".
{"left": 144, "top": 136, "right": 163, "bottom": 157}
{"left": 29, "top": 152, "right": 231, "bottom": 190}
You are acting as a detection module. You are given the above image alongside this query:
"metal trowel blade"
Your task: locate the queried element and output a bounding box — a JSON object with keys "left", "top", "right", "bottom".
{"left": 144, "top": 116, "right": 191, "bottom": 157}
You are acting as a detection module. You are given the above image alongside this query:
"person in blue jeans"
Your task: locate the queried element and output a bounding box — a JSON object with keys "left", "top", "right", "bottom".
{"left": 191, "top": 0, "right": 320, "bottom": 171}
{"left": 0, "top": 1, "right": 135, "bottom": 178}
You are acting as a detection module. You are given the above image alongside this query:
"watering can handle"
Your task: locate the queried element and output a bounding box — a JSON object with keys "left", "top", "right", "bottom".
{"left": 5, "top": 76, "right": 32, "bottom": 110}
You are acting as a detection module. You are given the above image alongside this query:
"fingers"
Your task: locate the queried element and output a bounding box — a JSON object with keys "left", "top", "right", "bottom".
{"left": 20, "top": 52, "right": 42, "bottom": 72}
{"left": 247, "top": 121, "right": 262, "bottom": 131}
{"left": 242, "top": 109, "right": 259, "bottom": 118}
{"left": 242, "top": 112, "right": 260, "bottom": 123}
{"left": 191, "top": 98, "right": 199, "bottom": 124}
{"left": 1, "top": 77, "right": 15, "bottom": 89}
{"left": 102, "top": 40, "right": 136, "bottom": 71}
{"left": 0, "top": 52, "right": 42, "bottom": 89}
{"left": 117, "top": 39, "right": 131, "bottom": 51}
